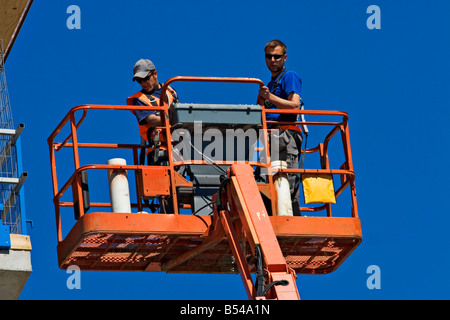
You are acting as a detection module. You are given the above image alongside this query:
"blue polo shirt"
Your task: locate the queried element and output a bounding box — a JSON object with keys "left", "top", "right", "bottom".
{"left": 265, "top": 70, "right": 302, "bottom": 124}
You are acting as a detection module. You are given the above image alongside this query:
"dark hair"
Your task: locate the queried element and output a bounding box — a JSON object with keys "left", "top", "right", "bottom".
{"left": 264, "top": 39, "right": 287, "bottom": 54}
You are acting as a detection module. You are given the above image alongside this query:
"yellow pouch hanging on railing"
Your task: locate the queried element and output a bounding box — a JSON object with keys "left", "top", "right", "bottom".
{"left": 302, "top": 173, "right": 336, "bottom": 204}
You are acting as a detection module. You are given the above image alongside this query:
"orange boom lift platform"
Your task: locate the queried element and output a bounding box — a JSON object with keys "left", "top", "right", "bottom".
{"left": 48, "top": 76, "right": 361, "bottom": 300}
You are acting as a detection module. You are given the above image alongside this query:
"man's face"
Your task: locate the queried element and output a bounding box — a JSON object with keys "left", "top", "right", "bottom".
{"left": 265, "top": 46, "right": 287, "bottom": 74}
{"left": 137, "top": 70, "right": 158, "bottom": 92}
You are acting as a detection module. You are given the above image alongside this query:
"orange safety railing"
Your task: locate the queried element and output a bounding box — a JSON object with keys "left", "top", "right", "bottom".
{"left": 48, "top": 76, "right": 360, "bottom": 275}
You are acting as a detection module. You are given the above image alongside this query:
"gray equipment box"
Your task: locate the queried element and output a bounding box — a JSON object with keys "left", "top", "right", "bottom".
{"left": 169, "top": 103, "right": 263, "bottom": 215}
{"left": 170, "top": 103, "right": 263, "bottom": 131}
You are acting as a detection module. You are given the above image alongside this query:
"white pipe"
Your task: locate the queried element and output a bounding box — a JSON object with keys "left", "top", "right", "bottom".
{"left": 271, "top": 160, "right": 293, "bottom": 216}
{"left": 107, "top": 158, "right": 131, "bottom": 213}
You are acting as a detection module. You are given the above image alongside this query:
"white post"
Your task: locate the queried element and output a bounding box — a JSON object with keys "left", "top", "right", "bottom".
{"left": 107, "top": 158, "right": 131, "bottom": 213}
{"left": 271, "top": 160, "right": 293, "bottom": 216}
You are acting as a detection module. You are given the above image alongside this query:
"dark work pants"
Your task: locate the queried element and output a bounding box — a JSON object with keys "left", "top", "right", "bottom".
{"left": 258, "top": 129, "right": 303, "bottom": 216}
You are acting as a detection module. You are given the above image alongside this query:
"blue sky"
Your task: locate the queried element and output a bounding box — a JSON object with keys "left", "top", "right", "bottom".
{"left": 5, "top": 0, "right": 450, "bottom": 299}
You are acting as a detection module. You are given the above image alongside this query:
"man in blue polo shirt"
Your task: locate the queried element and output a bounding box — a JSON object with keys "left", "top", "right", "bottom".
{"left": 259, "top": 39, "right": 303, "bottom": 216}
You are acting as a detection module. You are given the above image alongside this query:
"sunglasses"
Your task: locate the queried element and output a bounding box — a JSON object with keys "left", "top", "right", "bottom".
{"left": 265, "top": 54, "right": 285, "bottom": 60}
{"left": 136, "top": 72, "right": 154, "bottom": 83}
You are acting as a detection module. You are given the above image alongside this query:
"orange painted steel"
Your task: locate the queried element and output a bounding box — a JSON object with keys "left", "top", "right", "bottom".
{"left": 138, "top": 167, "right": 171, "bottom": 198}
{"left": 48, "top": 76, "right": 362, "bottom": 300}
{"left": 222, "top": 164, "right": 301, "bottom": 299}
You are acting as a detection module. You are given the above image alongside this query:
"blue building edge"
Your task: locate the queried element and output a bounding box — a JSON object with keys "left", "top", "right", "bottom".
{"left": 0, "top": 220, "right": 11, "bottom": 250}
{"left": 0, "top": 201, "right": 10, "bottom": 249}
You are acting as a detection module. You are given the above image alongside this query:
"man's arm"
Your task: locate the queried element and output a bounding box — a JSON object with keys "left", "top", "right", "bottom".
{"left": 259, "top": 86, "right": 300, "bottom": 109}
{"left": 131, "top": 97, "right": 162, "bottom": 127}
{"left": 144, "top": 114, "right": 161, "bottom": 127}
